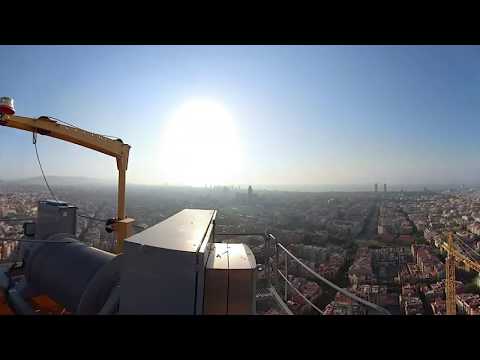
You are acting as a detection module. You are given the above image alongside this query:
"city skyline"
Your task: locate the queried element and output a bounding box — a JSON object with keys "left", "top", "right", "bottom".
{"left": 0, "top": 174, "right": 475, "bottom": 193}
{"left": 2, "top": 45, "right": 480, "bottom": 186}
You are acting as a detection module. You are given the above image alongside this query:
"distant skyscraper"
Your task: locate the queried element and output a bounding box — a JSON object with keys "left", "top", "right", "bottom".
{"left": 384, "top": 184, "right": 387, "bottom": 193}
{"left": 248, "top": 185, "right": 253, "bottom": 202}
{"left": 374, "top": 183, "right": 378, "bottom": 193}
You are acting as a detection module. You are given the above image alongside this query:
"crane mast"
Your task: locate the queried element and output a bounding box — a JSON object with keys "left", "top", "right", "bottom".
{"left": 442, "top": 232, "right": 480, "bottom": 315}
{"left": 0, "top": 108, "right": 135, "bottom": 253}
{"left": 445, "top": 232, "right": 456, "bottom": 315}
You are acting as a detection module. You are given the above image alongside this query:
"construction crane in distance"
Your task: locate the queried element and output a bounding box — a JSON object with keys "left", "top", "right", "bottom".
{"left": 0, "top": 97, "right": 135, "bottom": 253}
{"left": 442, "top": 232, "right": 480, "bottom": 315}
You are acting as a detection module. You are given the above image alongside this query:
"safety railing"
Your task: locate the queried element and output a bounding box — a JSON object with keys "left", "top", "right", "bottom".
{"left": 216, "top": 232, "right": 391, "bottom": 315}
{"left": 215, "top": 231, "right": 290, "bottom": 314}
{"left": 215, "top": 232, "right": 273, "bottom": 283}
{"left": 275, "top": 242, "right": 390, "bottom": 315}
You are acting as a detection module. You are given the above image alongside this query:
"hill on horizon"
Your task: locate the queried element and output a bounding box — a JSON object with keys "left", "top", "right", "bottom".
{"left": 2, "top": 176, "right": 113, "bottom": 187}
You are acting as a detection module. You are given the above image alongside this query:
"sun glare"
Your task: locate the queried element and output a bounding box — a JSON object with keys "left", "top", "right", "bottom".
{"left": 158, "top": 99, "right": 243, "bottom": 186}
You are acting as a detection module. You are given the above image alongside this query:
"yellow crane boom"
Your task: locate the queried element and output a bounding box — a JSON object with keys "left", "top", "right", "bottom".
{"left": 442, "top": 245, "right": 480, "bottom": 273}
{"left": 441, "top": 232, "right": 480, "bottom": 315}
{"left": 0, "top": 113, "right": 135, "bottom": 253}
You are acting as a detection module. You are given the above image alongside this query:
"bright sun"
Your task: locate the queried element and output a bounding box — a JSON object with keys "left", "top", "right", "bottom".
{"left": 158, "top": 99, "right": 243, "bottom": 187}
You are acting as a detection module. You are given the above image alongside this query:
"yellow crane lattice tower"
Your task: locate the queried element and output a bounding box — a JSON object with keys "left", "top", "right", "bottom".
{"left": 442, "top": 232, "right": 480, "bottom": 315}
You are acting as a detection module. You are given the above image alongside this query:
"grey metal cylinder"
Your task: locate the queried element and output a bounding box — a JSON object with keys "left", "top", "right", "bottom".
{"left": 25, "top": 235, "right": 121, "bottom": 314}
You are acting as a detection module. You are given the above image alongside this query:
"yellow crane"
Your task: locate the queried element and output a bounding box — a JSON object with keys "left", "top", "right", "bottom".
{"left": 442, "top": 232, "right": 480, "bottom": 315}
{"left": 0, "top": 97, "right": 135, "bottom": 253}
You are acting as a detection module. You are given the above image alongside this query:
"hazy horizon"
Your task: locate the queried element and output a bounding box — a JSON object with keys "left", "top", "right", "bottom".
{"left": 2, "top": 45, "right": 480, "bottom": 186}
{"left": 0, "top": 174, "right": 475, "bottom": 193}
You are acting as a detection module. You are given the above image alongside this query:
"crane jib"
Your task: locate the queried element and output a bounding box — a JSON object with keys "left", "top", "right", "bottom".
{"left": 0, "top": 109, "right": 135, "bottom": 254}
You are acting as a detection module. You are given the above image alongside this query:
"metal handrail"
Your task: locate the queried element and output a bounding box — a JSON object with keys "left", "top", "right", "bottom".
{"left": 277, "top": 268, "right": 324, "bottom": 314}
{"left": 276, "top": 242, "right": 391, "bottom": 315}
{"left": 216, "top": 232, "right": 391, "bottom": 315}
{"left": 215, "top": 232, "right": 275, "bottom": 288}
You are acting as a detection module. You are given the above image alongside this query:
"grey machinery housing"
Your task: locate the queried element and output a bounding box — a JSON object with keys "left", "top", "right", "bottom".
{"left": 6, "top": 201, "right": 257, "bottom": 314}
{"left": 11, "top": 200, "right": 121, "bottom": 314}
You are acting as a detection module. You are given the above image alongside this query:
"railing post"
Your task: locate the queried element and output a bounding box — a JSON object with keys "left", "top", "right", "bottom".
{"left": 275, "top": 241, "right": 280, "bottom": 290}
{"left": 284, "top": 251, "right": 288, "bottom": 302}
{"left": 276, "top": 242, "right": 391, "bottom": 315}
{"left": 267, "top": 234, "right": 272, "bottom": 288}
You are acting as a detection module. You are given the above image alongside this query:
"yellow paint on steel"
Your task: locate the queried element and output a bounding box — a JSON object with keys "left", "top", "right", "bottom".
{"left": 441, "top": 233, "right": 480, "bottom": 315}
{"left": 0, "top": 114, "right": 135, "bottom": 252}
{"left": 445, "top": 232, "right": 456, "bottom": 315}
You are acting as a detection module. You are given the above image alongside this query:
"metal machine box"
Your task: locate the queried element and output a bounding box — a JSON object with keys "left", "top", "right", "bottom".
{"left": 35, "top": 200, "right": 77, "bottom": 240}
{"left": 119, "top": 209, "right": 216, "bottom": 314}
{"left": 203, "top": 243, "right": 257, "bottom": 315}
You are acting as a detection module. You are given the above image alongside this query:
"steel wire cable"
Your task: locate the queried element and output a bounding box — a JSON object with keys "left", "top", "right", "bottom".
{"left": 276, "top": 242, "right": 391, "bottom": 315}
{"left": 32, "top": 132, "right": 58, "bottom": 202}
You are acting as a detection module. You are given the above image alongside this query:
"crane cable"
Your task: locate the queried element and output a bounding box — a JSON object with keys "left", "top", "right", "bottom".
{"left": 31, "top": 130, "right": 145, "bottom": 231}
{"left": 77, "top": 214, "right": 109, "bottom": 222}
{"left": 455, "top": 236, "right": 480, "bottom": 261}
{"left": 30, "top": 133, "right": 117, "bottom": 224}
{"left": 49, "top": 116, "right": 120, "bottom": 140}
{"left": 78, "top": 214, "right": 146, "bottom": 230}
{"left": 453, "top": 235, "right": 477, "bottom": 257}
{"left": 32, "top": 131, "right": 58, "bottom": 202}
{"left": 30, "top": 115, "right": 120, "bottom": 202}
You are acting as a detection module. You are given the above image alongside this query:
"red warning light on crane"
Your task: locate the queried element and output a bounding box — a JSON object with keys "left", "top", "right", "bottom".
{"left": 0, "top": 97, "right": 15, "bottom": 115}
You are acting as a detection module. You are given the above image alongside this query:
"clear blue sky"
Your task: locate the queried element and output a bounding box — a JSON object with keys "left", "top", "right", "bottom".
{"left": 1, "top": 45, "right": 480, "bottom": 187}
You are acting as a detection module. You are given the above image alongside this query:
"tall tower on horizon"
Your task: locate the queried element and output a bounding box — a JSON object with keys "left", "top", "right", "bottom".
{"left": 384, "top": 183, "right": 387, "bottom": 193}
{"left": 374, "top": 183, "right": 378, "bottom": 193}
